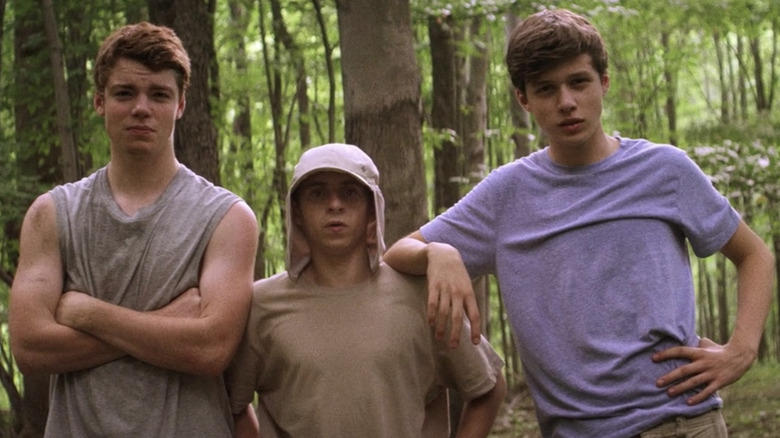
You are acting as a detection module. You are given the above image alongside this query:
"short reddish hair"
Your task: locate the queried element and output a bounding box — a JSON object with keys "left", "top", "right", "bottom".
{"left": 93, "top": 22, "right": 191, "bottom": 95}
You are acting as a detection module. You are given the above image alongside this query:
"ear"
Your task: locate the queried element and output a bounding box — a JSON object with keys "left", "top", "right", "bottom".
{"left": 292, "top": 202, "right": 303, "bottom": 227}
{"left": 365, "top": 216, "right": 378, "bottom": 246}
{"left": 601, "top": 73, "right": 610, "bottom": 96}
{"left": 176, "top": 94, "right": 186, "bottom": 119}
{"left": 94, "top": 92, "right": 106, "bottom": 117}
{"left": 515, "top": 88, "right": 530, "bottom": 111}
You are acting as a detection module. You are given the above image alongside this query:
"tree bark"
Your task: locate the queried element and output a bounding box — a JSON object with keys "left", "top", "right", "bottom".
{"left": 336, "top": 0, "right": 427, "bottom": 245}
{"left": 428, "top": 13, "right": 460, "bottom": 214}
{"left": 148, "top": 0, "right": 221, "bottom": 184}
{"left": 42, "top": 0, "right": 80, "bottom": 182}
{"left": 462, "top": 16, "right": 488, "bottom": 188}
{"left": 505, "top": 13, "right": 531, "bottom": 159}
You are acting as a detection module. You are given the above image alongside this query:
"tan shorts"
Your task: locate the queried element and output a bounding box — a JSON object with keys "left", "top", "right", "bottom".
{"left": 636, "top": 409, "right": 727, "bottom": 438}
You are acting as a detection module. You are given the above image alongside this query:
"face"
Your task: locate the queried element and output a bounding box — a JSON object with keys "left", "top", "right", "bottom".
{"left": 517, "top": 54, "right": 609, "bottom": 155}
{"left": 94, "top": 58, "right": 186, "bottom": 157}
{"left": 293, "top": 171, "right": 374, "bottom": 257}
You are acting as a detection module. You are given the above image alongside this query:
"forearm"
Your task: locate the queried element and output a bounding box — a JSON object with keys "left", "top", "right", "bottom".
{"left": 383, "top": 232, "right": 430, "bottom": 275}
{"left": 455, "top": 374, "right": 507, "bottom": 438}
{"left": 728, "top": 250, "right": 774, "bottom": 358}
{"left": 64, "top": 295, "right": 247, "bottom": 376}
{"left": 12, "top": 318, "right": 125, "bottom": 375}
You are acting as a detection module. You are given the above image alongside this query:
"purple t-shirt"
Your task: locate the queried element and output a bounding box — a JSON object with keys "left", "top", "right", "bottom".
{"left": 421, "top": 138, "right": 739, "bottom": 437}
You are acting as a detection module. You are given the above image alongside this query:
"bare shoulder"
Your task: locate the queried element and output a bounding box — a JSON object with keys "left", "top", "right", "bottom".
{"left": 12, "top": 192, "right": 62, "bottom": 306}
{"left": 206, "top": 200, "right": 258, "bottom": 261}
{"left": 19, "top": 193, "right": 59, "bottom": 253}
{"left": 221, "top": 201, "right": 258, "bottom": 236}
{"left": 23, "top": 193, "right": 57, "bottom": 230}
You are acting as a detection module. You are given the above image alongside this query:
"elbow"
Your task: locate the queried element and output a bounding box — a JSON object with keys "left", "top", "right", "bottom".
{"left": 11, "top": 346, "right": 49, "bottom": 376}
{"left": 189, "top": 342, "right": 238, "bottom": 377}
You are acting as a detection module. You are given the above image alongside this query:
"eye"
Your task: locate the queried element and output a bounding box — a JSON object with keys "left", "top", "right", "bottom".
{"left": 152, "top": 91, "right": 173, "bottom": 101}
{"left": 570, "top": 76, "right": 591, "bottom": 88}
{"left": 113, "top": 89, "right": 134, "bottom": 99}
{"left": 533, "top": 84, "right": 554, "bottom": 95}
{"left": 344, "top": 187, "right": 359, "bottom": 198}
{"left": 342, "top": 185, "right": 367, "bottom": 202}
{"left": 305, "top": 187, "right": 326, "bottom": 201}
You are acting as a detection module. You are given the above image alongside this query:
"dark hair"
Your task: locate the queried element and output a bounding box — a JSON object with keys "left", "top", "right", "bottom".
{"left": 93, "top": 22, "right": 191, "bottom": 95}
{"left": 505, "top": 9, "right": 608, "bottom": 93}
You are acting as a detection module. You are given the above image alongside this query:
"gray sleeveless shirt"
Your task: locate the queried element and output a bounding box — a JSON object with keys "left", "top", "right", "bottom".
{"left": 46, "top": 164, "right": 241, "bottom": 437}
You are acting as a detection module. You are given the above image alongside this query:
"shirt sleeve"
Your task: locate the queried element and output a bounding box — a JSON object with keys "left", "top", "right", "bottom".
{"left": 673, "top": 150, "right": 740, "bottom": 257}
{"left": 421, "top": 166, "right": 506, "bottom": 277}
{"left": 434, "top": 319, "right": 504, "bottom": 401}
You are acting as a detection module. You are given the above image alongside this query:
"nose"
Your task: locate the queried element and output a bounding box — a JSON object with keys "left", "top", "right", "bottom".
{"left": 558, "top": 86, "right": 576, "bottom": 112}
{"left": 132, "top": 94, "right": 151, "bottom": 117}
{"left": 326, "top": 191, "right": 345, "bottom": 211}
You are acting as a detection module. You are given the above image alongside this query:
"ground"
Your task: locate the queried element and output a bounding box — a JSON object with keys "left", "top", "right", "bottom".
{"left": 488, "top": 361, "right": 780, "bottom": 437}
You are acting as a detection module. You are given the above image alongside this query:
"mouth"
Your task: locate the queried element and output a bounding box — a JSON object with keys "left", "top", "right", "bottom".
{"left": 558, "top": 118, "right": 585, "bottom": 134}
{"left": 325, "top": 220, "right": 347, "bottom": 231}
{"left": 127, "top": 125, "right": 154, "bottom": 135}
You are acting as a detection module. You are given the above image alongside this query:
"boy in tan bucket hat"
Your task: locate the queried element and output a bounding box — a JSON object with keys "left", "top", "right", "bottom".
{"left": 227, "top": 143, "right": 506, "bottom": 437}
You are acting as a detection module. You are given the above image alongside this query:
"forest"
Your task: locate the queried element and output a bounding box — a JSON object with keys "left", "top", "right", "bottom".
{"left": 1, "top": 0, "right": 779, "bottom": 436}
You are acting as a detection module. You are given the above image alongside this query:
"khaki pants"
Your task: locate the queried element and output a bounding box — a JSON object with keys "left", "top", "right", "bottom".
{"left": 636, "top": 409, "right": 728, "bottom": 438}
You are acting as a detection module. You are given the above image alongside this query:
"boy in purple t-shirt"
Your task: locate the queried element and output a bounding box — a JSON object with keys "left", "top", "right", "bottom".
{"left": 384, "top": 8, "right": 773, "bottom": 438}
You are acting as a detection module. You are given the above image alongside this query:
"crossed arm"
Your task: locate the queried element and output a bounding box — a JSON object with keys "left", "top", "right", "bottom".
{"left": 9, "top": 194, "right": 258, "bottom": 376}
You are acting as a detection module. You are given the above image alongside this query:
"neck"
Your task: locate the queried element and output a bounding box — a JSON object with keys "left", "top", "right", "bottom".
{"left": 548, "top": 131, "right": 618, "bottom": 167}
{"left": 303, "top": 251, "right": 373, "bottom": 288}
{"left": 106, "top": 151, "right": 180, "bottom": 215}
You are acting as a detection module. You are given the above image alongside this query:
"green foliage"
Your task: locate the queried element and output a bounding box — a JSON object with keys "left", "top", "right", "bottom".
{"left": 2, "top": 1, "right": 780, "bottom": 432}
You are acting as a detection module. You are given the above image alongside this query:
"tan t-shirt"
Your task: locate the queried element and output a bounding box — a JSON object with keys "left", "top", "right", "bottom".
{"left": 227, "top": 264, "right": 503, "bottom": 438}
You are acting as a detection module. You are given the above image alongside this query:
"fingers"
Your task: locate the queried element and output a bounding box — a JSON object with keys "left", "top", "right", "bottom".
{"left": 662, "top": 367, "right": 719, "bottom": 405}
{"left": 427, "top": 282, "right": 482, "bottom": 348}
{"left": 427, "top": 288, "right": 442, "bottom": 339}
{"left": 464, "top": 295, "right": 482, "bottom": 345}
{"left": 448, "top": 296, "right": 464, "bottom": 348}
{"left": 435, "top": 292, "right": 450, "bottom": 343}
{"left": 654, "top": 340, "right": 746, "bottom": 406}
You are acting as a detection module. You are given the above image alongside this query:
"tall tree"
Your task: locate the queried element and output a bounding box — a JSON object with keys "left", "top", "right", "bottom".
{"left": 336, "top": 0, "right": 427, "bottom": 244}
{"left": 505, "top": 12, "right": 531, "bottom": 159}
{"left": 42, "top": 0, "right": 80, "bottom": 182}
{"left": 148, "top": 0, "right": 221, "bottom": 183}
{"left": 428, "top": 11, "right": 461, "bottom": 213}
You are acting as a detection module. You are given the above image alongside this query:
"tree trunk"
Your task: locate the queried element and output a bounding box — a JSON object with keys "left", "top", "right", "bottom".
{"left": 336, "top": 0, "right": 426, "bottom": 245}
{"left": 661, "top": 31, "right": 677, "bottom": 146}
{"left": 505, "top": 13, "right": 531, "bottom": 160}
{"left": 0, "top": 0, "right": 6, "bottom": 83}
{"left": 428, "top": 12, "right": 460, "bottom": 214}
{"left": 749, "top": 36, "right": 768, "bottom": 114}
{"left": 42, "top": 0, "right": 80, "bottom": 182}
{"left": 462, "top": 16, "right": 488, "bottom": 187}
{"left": 773, "top": 228, "right": 780, "bottom": 362}
{"left": 716, "top": 255, "right": 730, "bottom": 344}
{"left": 148, "top": 0, "right": 221, "bottom": 184}
{"left": 258, "top": 0, "right": 290, "bottom": 251}
{"left": 712, "top": 32, "right": 730, "bottom": 124}
{"left": 312, "top": 0, "right": 337, "bottom": 143}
